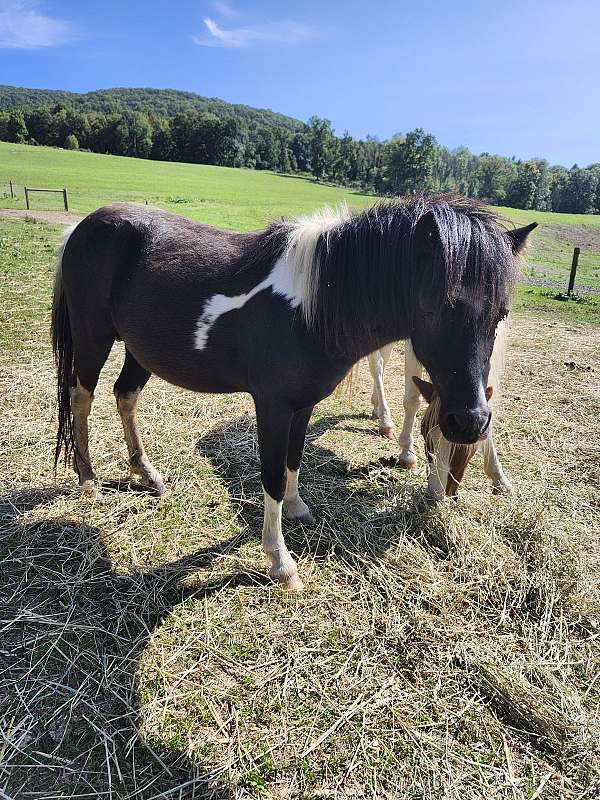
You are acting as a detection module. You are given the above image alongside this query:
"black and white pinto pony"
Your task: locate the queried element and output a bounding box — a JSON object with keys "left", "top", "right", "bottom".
{"left": 51, "top": 196, "right": 535, "bottom": 590}
{"left": 367, "top": 326, "right": 512, "bottom": 499}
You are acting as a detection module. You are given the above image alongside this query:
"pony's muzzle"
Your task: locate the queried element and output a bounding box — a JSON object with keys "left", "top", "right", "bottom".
{"left": 440, "top": 407, "right": 491, "bottom": 444}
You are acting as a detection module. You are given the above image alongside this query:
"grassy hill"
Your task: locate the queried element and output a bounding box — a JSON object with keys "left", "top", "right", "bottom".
{"left": 0, "top": 84, "right": 304, "bottom": 131}
{"left": 1, "top": 140, "right": 599, "bottom": 288}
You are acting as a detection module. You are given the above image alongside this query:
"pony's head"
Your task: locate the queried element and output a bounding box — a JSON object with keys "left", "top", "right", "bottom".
{"left": 408, "top": 198, "right": 536, "bottom": 444}
{"left": 413, "top": 376, "right": 492, "bottom": 497}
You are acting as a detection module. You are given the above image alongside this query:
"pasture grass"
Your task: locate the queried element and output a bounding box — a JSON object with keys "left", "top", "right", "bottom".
{"left": 1, "top": 140, "right": 600, "bottom": 289}
{"left": 0, "top": 141, "right": 375, "bottom": 231}
{"left": 1, "top": 219, "right": 600, "bottom": 799}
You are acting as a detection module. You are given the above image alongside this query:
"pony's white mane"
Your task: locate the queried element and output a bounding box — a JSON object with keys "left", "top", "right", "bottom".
{"left": 284, "top": 203, "right": 352, "bottom": 326}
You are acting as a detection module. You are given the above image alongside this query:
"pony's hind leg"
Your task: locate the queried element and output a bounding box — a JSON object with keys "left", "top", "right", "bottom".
{"left": 368, "top": 343, "right": 395, "bottom": 438}
{"left": 71, "top": 338, "right": 114, "bottom": 501}
{"left": 113, "top": 349, "right": 167, "bottom": 496}
{"left": 71, "top": 380, "right": 102, "bottom": 500}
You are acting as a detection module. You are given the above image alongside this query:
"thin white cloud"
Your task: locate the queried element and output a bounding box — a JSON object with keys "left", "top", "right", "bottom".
{"left": 0, "top": 1, "right": 75, "bottom": 49}
{"left": 212, "top": 1, "right": 237, "bottom": 19}
{"left": 194, "top": 16, "right": 315, "bottom": 48}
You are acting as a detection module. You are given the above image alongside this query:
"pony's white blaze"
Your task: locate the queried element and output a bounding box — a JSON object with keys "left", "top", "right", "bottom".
{"left": 194, "top": 204, "right": 351, "bottom": 351}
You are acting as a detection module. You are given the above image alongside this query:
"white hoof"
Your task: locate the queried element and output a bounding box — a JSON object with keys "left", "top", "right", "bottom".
{"left": 397, "top": 450, "right": 418, "bottom": 469}
{"left": 81, "top": 480, "right": 104, "bottom": 502}
{"left": 492, "top": 477, "right": 512, "bottom": 494}
{"left": 284, "top": 500, "right": 316, "bottom": 527}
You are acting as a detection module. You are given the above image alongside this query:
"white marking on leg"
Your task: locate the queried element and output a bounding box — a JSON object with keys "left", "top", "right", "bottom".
{"left": 116, "top": 388, "right": 168, "bottom": 496}
{"left": 262, "top": 489, "right": 303, "bottom": 590}
{"left": 368, "top": 344, "right": 395, "bottom": 438}
{"left": 283, "top": 468, "right": 314, "bottom": 525}
{"left": 71, "top": 380, "right": 103, "bottom": 501}
{"left": 398, "top": 341, "right": 423, "bottom": 468}
{"left": 426, "top": 436, "right": 451, "bottom": 501}
{"left": 482, "top": 427, "right": 512, "bottom": 493}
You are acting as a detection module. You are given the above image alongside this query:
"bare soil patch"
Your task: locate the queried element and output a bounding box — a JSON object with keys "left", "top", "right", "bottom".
{"left": 0, "top": 208, "right": 84, "bottom": 225}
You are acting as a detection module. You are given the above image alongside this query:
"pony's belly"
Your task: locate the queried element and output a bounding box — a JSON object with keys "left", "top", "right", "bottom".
{"left": 127, "top": 344, "right": 248, "bottom": 394}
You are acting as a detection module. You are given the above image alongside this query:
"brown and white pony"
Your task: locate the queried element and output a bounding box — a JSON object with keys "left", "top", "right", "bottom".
{"left": 368, "top": 326, "right": 511, "bottom": 498}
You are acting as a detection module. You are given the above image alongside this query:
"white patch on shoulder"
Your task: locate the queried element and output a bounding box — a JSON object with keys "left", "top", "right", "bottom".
{"left": 194, "top": 253, "right": 301, "bottom": 350}
{"left": 194, "top": 204, "right": 352, "bottom": 351}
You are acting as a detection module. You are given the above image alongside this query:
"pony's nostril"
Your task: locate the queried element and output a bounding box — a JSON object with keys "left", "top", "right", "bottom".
{"left": 445, "top": 412, "right": 459, "bottom": 431}
{"left": 442, "top": 408, "right": 489, "bottom": 443}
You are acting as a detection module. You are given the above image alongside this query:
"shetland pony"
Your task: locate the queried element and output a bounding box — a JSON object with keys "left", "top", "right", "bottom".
{"left": 368, "top": 328, "right": 511, "bottom": 498}
{"left": 51, "top": 196, "right": 535, "bottom": 589}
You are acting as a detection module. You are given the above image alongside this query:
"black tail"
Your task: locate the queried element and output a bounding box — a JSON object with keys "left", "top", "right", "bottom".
{"left": 51, "top": 259, "right": 75, "bottom": 470}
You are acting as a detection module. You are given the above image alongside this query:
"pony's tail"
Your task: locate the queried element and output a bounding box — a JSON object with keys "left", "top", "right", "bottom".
{"left": 51, "top": 228, "right": 76, "bottom": 470}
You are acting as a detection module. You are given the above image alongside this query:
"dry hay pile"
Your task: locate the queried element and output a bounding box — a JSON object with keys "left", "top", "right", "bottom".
{"left": 0, "top": 302, "right": 599, "bottom": 799}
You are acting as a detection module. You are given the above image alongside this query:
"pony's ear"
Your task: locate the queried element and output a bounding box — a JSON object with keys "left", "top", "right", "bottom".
{"left": 506, "top": 222, "right": 537, "bottom": 254}
{"left": 485, "top": 385, "right": 494, "bottom": 401}
{"left": 413, "top": 376, "right": 435, "bottom": 403}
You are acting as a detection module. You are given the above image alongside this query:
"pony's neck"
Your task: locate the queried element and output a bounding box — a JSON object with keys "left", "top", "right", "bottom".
{"left": 286, "top": 206, "right": 413, "bottom": 361}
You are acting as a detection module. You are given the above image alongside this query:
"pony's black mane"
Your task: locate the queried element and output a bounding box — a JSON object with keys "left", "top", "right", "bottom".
{"left": 306, "top": 194, "right": 516, "bottom": 356}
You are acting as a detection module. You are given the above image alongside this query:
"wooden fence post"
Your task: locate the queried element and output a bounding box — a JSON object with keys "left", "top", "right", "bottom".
{"left": 9, "top": 180, "right": 14, "bottom": 199}
{"left": 25, "top": 187, "right": 30, "bottom": 210}
{"left": 568, "top": 247, "right": 580, "bottom": 296}
{"left": 63, "top": 188, "right": 69, "bottom": 212}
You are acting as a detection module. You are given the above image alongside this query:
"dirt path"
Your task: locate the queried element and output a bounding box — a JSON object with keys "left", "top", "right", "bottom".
{"left": 0, "top": 208, "right": 84, "bottom": 225}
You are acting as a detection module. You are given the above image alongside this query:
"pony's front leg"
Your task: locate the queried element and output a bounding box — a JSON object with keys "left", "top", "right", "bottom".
{"left": 397, "top": 341, "right": 423, "bottom": 469}
{"left": 255, "top": 401, "right": 303, "bottom": 591}
{"left": 482, "top": 427, "right": 512, "bottom": 494}
{"left": 426, "top": 438, "right": 451, "bottom": 501}
{"left": 284, "top": 406, "right": 315, "bottom": 526}
{"left": 367, "top": 344, "right": 395, "bottom": 438}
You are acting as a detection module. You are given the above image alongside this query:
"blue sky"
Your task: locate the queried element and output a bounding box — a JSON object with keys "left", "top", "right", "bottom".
{"left": 0, "top": 0, "right": 598, "bottom": 167}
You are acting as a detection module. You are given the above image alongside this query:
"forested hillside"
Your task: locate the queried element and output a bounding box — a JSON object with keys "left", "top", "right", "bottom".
{"left": 1, "top": 84, "right": 599, "bottom": 214}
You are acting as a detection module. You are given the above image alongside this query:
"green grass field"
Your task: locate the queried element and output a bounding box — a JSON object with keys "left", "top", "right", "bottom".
{"left": 1, "top": 140, "right": 600, "bottom": 290}
{"left": 0, "top": 140, "right": 375, "bottom": 230}
{"left": 1, "top": 215, "right": 599, "bottom": 799}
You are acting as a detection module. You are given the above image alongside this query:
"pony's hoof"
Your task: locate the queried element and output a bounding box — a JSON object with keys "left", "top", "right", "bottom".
{"left": 492, "top": 479, "right": 512, "bottom": 495}
{"left": 277, "top": 572, "right": 305, "bottom": 591}
{"left": 81, "top": 480, "right": 104, "bottom": 502}
{"left": 297, "top": 512, "right": 316, "bottom": 527}
{"left": 379, "top": 425, "right": 396, "bottom": 440}
{"left": 284, "top": 501, "right": 315, "bottom": 527}
{"left": 397, "top": 451, "right": 418, "bottom": 469}
{"left": 140, "top": 472, "right": 169, "bottom": 497}
{"left": 269, "top": 562, "right": 304, "bottom": 591}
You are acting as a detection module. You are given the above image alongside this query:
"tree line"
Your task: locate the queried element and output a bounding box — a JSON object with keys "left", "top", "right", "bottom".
{"left": 1, "top": 104, "right": 599, "bottom": 214}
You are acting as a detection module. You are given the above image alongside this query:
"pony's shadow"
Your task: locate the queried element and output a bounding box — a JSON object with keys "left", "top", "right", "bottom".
{"left": 196, "top": 412, "right": 430, "bottom": 569}
{"left": 0, "top": 487, "right": 265, "bottom": 799}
